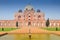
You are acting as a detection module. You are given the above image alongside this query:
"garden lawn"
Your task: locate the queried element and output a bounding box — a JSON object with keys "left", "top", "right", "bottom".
{"left": 0, "top": 28, "right": 17, "bottom": 32}
{"left": 42, "top": 27, "right": 60, "bottom": 31}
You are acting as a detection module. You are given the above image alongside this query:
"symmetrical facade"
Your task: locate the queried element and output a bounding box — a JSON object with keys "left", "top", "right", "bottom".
{"left": 0, "top": 5, "right": 60, "bottom": 28}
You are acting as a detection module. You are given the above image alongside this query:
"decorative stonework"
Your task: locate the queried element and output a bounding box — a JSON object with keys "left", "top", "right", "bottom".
{"left": 0, "top": 5, "right": 60, "bottom": 28}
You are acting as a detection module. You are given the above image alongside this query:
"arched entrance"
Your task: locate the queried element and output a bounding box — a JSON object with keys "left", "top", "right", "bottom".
{"left": 28, "top": 22, "right": 31, "bottom": 26}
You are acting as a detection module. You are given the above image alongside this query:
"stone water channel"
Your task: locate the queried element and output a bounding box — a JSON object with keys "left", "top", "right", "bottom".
{"left": 0, "top": 34, "right": 60, "bottom": 40}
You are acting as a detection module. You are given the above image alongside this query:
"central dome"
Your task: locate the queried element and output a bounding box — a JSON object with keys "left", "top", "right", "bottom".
{"left": 25, "top": 5, "right": 33, "bottom": 10}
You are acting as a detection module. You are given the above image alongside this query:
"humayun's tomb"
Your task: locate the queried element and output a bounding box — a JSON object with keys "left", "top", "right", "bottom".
{"left": 0, "top": 5, "right": 60, "bottom": 28}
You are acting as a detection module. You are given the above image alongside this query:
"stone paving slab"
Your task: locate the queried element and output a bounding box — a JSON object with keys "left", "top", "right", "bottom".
{"left": 8, "top": 27, "right": 50, "bottom": 34}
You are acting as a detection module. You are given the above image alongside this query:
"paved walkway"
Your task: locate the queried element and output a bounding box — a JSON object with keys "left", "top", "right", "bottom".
{"left": 8, "top": 27, "right": 60, "bottom": 36}
{"left": 0, "top": 32, "right": 6, "bottom": 35}
{"left": 8, "top": 27, "right": 50, "bottom": 34}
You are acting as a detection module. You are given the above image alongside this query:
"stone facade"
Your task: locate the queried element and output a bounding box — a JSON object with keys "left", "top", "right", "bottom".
{"left": 0, "top": 5, "right": 60, "bottom": 28}
{"left": 49, "top": 20, "right": 60, "bottom": 27}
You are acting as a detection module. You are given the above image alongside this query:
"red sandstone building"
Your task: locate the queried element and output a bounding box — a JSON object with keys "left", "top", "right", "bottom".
{"left": 0, "top": 5, "right": 60, "bottom": 28}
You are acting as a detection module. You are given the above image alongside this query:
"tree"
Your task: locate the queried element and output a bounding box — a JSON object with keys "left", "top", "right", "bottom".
{"left": 2, "top": 28, "right": 4, "bottom": 31}
{"left": 16, "top": 21, "right": 18, "bottom": 28}
{"left": 56, "top": 27, "right": 58, "bottom": 31}
{"left": 46, "top": 18, "right": 50, "bottom": 27}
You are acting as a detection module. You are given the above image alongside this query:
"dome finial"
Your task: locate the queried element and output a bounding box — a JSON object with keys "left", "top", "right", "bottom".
{"left": 18, "top": 9, "right": 22, "bottom": 12}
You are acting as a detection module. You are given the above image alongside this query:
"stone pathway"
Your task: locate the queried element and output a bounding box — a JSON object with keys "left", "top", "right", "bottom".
{"left": 0, "top": 32, "right": 6, "bottom": 35}
{"left": 8, "top": 27, "right": 50, "bottom": 34}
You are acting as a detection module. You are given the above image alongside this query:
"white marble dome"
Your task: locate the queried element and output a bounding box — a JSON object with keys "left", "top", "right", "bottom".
{"left": 25, "top": 5, "right": 33, "bottom": 10}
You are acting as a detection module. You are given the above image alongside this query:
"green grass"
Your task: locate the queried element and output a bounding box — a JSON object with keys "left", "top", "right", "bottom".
{"left": 42, "top": 27, "right": 60, "bottom": 31}
{"left": 0, "top": 28, "right": 17, "bottom": 32}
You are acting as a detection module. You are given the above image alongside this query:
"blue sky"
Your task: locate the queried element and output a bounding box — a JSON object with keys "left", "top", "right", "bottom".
{"left": 0, "top": 0, "right": 60, "bottom": 20}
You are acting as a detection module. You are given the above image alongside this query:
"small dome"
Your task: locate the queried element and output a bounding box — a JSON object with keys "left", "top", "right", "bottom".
{"left": 25, "top": 5, "right": 33, "bottom": 10}
{"left": 37, "top": 9, "right": 40, "bottom": 12}
{"left": 18, "top": 10, "right": 22, "bottom": 12}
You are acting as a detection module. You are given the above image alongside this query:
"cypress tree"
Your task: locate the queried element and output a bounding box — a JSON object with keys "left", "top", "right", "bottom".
{"left": 46, "top": 18, "right": 50, "bottom": 27}
{"left": 16, "top": 21, "right": 18, "bottom": 28}
{"left": 56, "top": 27, "right": 58, "bottom": 31}
{"left": 2, "top": 28, "right": 4, "bottom": 31}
